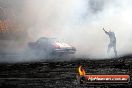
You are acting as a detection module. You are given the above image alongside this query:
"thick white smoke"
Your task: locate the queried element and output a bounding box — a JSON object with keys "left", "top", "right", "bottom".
{"left": 21, "top": 0, "right": 132, "bottom": 59}
{"left": 1, "top": 0, "right": 132, "bottom": 63}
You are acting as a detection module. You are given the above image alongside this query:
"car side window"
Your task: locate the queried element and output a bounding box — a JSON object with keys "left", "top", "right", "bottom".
{"left": 37, "top": 38, "right": 47, "bottom": 44}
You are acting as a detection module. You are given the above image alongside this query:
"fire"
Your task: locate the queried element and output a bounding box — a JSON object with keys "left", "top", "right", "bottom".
{"left": 78, "top": 66, "right": 86, "bottom": 76}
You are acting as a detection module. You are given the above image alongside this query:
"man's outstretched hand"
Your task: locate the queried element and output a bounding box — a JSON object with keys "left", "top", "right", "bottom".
{"left": 102, "top": 28, "right": 109, "bottom": 35}
{"left": 102, "top": 28, "right": 107, "bottom": 32}
{"left": 102, "top": 28, "right": 105, "bottom": 31}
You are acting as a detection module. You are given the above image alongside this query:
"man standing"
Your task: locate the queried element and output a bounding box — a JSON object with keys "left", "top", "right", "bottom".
{"left": 103, "top": 28, "right": 117, "bottom": 57}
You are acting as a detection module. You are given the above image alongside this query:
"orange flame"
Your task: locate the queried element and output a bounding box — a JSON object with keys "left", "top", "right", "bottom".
{"left": 78, "top": 66, "right": 86, "bottom": 76}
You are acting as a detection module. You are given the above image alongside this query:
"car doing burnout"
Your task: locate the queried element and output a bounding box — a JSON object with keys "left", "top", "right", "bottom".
{"left": 28, "top": 37, "right": 76, "bottom": 58}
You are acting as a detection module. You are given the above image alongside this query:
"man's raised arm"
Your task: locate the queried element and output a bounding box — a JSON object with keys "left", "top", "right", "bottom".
{"left": 102, "top": 28, "right": 108, "bottom": 34}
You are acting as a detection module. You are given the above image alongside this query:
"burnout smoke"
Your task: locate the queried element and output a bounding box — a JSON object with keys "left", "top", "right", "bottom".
{"left": 0, "top": 0, "right": 132, "bottom": 62}
{"left": 25, "top": 0, "right": 132, "bottom": 58}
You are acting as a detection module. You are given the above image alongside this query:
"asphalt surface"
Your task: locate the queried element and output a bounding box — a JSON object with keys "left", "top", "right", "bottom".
{"left": 0, "top": 57, "right": 132, "bottom": 88}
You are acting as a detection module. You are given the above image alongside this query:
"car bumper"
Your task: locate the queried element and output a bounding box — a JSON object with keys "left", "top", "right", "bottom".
{"left": 52, "top": 48, "right": 76, "bottom": 54}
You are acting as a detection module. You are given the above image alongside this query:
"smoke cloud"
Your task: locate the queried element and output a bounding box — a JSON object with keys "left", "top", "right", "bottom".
{"left": 23, "top": 0, "right": 132, "bottom": 58}
{"left": 1, "top": 0, "right": 132, "bottom": 62}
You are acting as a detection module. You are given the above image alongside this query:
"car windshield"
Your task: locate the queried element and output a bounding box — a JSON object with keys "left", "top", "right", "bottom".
{"left": 49, "top": 38, "right": 59, "bottom": 43}
{"left": 37, "top": 37, "right": 59, "bottom": 44}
